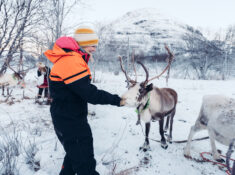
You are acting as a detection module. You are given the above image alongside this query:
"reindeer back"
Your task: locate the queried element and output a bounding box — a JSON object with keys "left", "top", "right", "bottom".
{"left": 149, "top": 87, "right": 177, "bottom": 114}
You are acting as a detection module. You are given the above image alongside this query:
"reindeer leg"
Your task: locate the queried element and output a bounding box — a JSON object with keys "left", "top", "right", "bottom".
{"left": 184, "top": 122, "right": 204, "bottom": 158}
{"left": 232, "top": 161, "right": 235, "bottom": 175}
{"left": 145, "top": 122, "right": 150, "bottom": 146}
{"left": 168, "top": 108, "right": 176, "bottom": 143}
{"left": 9, "top": 89, "right": 13, "bottom": 96}
{"left": 140, "top": 122, "right": 151, "bottom": 152}
{"left": 2, "top": 85, "right": 4, "bottom": 96}
{"left": 136, "top": 114, "right": 141, "bottom": 125}
{"left": 136, "top": 105, "right": 141, "bottom": 125}
{"left": 208, "top": 128, "right": 224, "bottom": 162}
{"left": 159, "top": 118, "right": 168, "bottom": 149}
{"left": 164, "top": 116, "right": 170, "bottom": 132}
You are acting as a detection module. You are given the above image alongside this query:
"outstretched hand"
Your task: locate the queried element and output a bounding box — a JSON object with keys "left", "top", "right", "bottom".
{"left": 120, "top": 98, "right": 126, "bottom": 106}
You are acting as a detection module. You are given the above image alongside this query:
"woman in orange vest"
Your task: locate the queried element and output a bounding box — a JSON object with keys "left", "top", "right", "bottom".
{"left": 44, "top": 26, "right": 125, "bottom": 175}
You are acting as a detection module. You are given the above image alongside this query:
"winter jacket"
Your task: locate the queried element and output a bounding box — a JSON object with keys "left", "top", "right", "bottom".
{"left": 44, "top": 37, "right": 121, "bottom": 139}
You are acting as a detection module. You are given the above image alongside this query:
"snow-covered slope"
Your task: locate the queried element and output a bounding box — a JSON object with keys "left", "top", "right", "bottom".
{"left": 0, "top": 69, "right": 235, "bottom": 175}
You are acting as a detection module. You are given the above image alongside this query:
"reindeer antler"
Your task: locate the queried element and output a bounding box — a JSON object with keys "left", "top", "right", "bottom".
{"left": 136, "top": 61, "right": 149, "bottom": 86}
{"left": 7, "top": 61, "right": 23, "bottom": 80}
{"left": 118, "top": 56, "right": 136, "bottom": 85}
{"left": 131, "top": 50, "right": 137, "bottom": 82}
{"left": 119, "top": 45, "right": 174, "bottom": 87}
{"left": 147, "top": 44, "right": 174, "bottom": 82}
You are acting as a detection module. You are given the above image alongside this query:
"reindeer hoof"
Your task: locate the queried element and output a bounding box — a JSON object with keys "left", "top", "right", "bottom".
{"left": 184, "top": 154, "right": 192, "bottom": 159}
{"left": 139, "top": 145, "right": 151, "bottom": 152}
{"left": 139, "top": 147, "right": 150, "bottom": 152}
{"left": 161, "top": 143, "right": 168, "bottom": 149}
{"left": 143, "top": 148, "right": 148, "bottom": 152}
{"left": 167, "top": 137, "right": 172, "bottom": 144}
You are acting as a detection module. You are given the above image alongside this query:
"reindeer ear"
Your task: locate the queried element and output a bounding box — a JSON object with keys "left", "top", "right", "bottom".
{"left": 146, "top": 83, "right": 153, "bottom": 92}
{"left": 138, "top": 83, "right": 153, "bottom": 101}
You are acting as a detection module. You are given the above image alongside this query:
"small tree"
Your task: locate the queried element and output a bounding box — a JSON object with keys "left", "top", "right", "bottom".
{"left": 0, "top": 0, "right": 43, "bottom": 74}
{"left": 183, "top": 29, "right": 224, "bottom": 79}
{"left": 222, "top": 25, "right": 235, "bottom": 79}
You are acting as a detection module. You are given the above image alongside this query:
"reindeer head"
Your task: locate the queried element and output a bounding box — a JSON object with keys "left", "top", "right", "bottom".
{"left": 13, "top": 72, "right": 23, "bottom": 80}
{"left": 120, "top": 60, "right": 153, "bottom": 107}
{"left": 120, "top": 45, "right": 174, "bottom": 107}
{"left": 8, "top": 64, "right": 26, "bottom": 87}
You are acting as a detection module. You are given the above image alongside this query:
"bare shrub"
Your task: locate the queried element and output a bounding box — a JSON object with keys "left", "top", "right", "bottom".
{"left": 0, "top": 149, "right": 3, "bottom": 161}
{"left": 0, "top": 126, "right": 21, "bottom": 175}
{"left": 107, "top": 160, "right": 139, "bottom": 175}
{"left": 115, "top": 166, "right": 139, "bottom": 175}
{"left": 23, "top": 139, "right": 40, "bottom": 172}
{"left": 31, "top": 127, "right": 42, "bottom": 137}
{"left": 0, "top": 145, "right": 19, "bottom": 175}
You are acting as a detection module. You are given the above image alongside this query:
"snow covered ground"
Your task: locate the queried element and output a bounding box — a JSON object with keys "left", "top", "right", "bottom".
{"left": 0, "top": 69, "right": 235, "bottom": 175}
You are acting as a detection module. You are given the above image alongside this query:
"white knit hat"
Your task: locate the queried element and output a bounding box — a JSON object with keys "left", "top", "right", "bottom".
{"left": 74, "top": 26, "right": 99, "bottom": 47}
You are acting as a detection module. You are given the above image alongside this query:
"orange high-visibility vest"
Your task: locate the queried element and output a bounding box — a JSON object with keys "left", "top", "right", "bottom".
{"left": 44, "top": 44, "right": 92, "bottom": 84}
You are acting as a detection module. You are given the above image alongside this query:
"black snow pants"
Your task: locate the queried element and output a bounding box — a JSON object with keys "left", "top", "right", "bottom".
{"left": 38, "top": 87, "right": 48, "bottom": 98}
{"left": 54, "top": 121, "right": 100, "bottom": 175}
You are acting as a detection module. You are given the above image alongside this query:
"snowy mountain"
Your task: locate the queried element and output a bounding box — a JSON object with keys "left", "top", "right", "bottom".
{"left": 99, "top": 8, "right": 205, "bottom": 57}
{"left": 94, "top": 8, "right": 235, "bottom": 80}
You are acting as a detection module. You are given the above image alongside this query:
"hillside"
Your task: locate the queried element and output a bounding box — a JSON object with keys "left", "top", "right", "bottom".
{"left": 98, "top": 8, "right": 205, "bottom": 57}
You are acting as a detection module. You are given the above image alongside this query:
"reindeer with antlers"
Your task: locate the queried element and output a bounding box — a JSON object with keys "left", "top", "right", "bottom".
{"left": 120, "top": 45, "right": 177, "bottom": 150}
{"left": 0, "top": 64, "right": 25, "bottom": 96}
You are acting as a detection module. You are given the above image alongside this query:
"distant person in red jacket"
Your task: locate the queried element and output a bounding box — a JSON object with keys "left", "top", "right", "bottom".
{"left": 36, "top": 62, "right": 50, "bottom": 100}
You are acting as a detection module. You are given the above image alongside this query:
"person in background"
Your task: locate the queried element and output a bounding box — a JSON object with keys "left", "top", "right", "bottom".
{"left": 44, "top": 26, "right": 126, "bottom": 175}
{"left": 36, "top": 62, "right": 50, "bottom": 102}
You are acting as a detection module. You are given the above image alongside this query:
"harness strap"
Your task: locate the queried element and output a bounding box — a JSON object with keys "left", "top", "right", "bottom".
{"left": 12, "top": 74, "right": 17, "bottom": 80}
{"left": 135, "top": 92, "right": 150, "bottom": 115}
{"left": 200, "top": 152, "right": 235, "bottom": 175}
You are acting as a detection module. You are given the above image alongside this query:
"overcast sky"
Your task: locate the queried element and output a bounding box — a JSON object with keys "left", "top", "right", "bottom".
{"left": 78, "top": 0, "right": 235, "bottom": 31}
